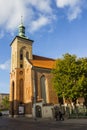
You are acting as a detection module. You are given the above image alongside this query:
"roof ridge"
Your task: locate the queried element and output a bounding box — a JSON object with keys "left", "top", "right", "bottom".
{"left": 33, "top": 54, "right": 55, "bottom": 61}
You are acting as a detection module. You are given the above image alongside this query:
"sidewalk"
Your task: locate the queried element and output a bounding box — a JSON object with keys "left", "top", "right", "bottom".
{"left": 63, "top": 118, "right": 87, "bottom": 124}
{"left": 9, "top": 116, "right": 87, "bottom": 124}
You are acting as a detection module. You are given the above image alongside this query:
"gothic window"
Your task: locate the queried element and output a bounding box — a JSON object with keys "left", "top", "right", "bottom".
{"left": 26, "top": 51, "right": 29, "bottom": 59}
{"left": 19, "top": 79, "right": 24, "bottom": 103}
{"left": 40, "top": 76, "right": 46, "bottom": 103}
{"left": 20, "top": 49, "right": 23, "bottom": 60}
{"left": 12, "top": 81, "right": 15, "bottom": 100}
{"left": 20, "top": 64, "right": 23, "bottom": 68}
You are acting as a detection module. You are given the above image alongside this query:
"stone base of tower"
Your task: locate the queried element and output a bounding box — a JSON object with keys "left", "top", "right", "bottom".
{"left": 9, "top": 100, "right": 19, "bottom": 117}
{"left": 9, "top": 101, "right": 32, "bottom": 117}
{"left": 24, "top": 102, "right": 32, "bottom": 116}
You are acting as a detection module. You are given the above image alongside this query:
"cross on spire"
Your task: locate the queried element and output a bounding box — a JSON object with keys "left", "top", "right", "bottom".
{"left": 21, "top": 16, "right": 23, "bottom": 25}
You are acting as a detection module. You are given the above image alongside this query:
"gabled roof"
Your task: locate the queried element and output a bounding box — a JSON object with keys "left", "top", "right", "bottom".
{"left": 29, "top": 55, "right": 55, "bottom": 69}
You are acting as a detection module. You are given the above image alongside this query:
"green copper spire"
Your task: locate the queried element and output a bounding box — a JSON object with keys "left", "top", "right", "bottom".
{"left": 18, "top": 16, "right": 27, "bottom": 38}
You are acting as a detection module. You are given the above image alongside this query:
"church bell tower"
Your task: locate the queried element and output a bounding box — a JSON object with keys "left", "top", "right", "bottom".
{"left": 9, "top": 22, "right": 34, "bottom": 117}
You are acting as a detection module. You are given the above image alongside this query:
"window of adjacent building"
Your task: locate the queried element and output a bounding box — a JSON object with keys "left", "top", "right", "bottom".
{"left": 40, "top": 76, "right": 46, "bottom": 103}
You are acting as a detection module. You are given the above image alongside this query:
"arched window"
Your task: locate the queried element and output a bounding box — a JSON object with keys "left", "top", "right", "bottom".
{"left": 26, "top": 51, "right": 29, "bottom": 59}
{"left": 40, "top": 76, "right": 46, "bottom": 103}
{"left": 20, "top": 49, "right": 23, "bottom": 60}
{"left": 19, "top": 79, "right": 24, "bottom": 103}
{"left": 20, "top": 64, "right": 23, "bottom": 68}
{"left": 12, "top": 81, "right": 15, "bottom": 100}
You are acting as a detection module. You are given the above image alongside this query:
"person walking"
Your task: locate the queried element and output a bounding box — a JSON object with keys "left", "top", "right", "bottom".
{"left": 59, "top": 111, "right": 64, "bottom": 121}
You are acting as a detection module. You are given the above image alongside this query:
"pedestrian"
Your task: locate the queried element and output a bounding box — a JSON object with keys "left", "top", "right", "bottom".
{"left": 54, "top": 106, "right": 59, "bottom": 121}
{"left": 55, "top": 110, "right": 59, "bottom": 121}
{"left": 59, "top": 111, "right": 64, "bottom": 121}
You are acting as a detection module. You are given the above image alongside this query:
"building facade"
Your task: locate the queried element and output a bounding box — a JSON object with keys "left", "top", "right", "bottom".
{"left": 9, "top": 23, "right": 58, "bottom": 117}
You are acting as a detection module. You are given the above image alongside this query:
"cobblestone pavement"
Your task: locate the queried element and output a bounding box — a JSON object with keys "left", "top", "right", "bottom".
{"left": 0, "top": 116, "right": 87, "bottom": 130}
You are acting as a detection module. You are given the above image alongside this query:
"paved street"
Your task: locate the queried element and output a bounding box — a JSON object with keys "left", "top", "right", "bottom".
{"left": 0, "top": 117, "right": 87, "bottom": 130}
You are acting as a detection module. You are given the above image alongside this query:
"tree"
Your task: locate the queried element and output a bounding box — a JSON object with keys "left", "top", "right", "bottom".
{"left": 77, "top": 58, "right": 87, "bottom": 107}
{"left": 2, "top": 96, "right": 9, "bottom": 110}
{"left": 52, "top": 53, "right": 87, "bottom": 104}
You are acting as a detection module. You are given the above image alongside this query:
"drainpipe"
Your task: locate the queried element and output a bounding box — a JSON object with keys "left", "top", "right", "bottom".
{"left": 33, "top": 69, "right": 37, "bottom": 120}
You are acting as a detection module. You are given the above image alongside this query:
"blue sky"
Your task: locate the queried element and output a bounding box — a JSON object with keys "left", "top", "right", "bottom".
{"left": 0, "top": 0, "right": 87, "bottom": 93}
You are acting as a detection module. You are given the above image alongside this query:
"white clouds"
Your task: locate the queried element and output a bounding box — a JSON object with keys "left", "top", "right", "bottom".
{"left": 0, "top": 60, "right": 10, "bottom": 71}
{"left": 0, "top": 0, "right": 29, "bottom": 30}
{"left": 55, "top": 0, "right": 84, "bottom": 21}
{"left": 0, "top": 0, "right": 53, "bottom": 33}
{"left": 30, "top": 16, "right": 50, "bottom": 32}
{"left": 67, "top": 6, "right": 81, "bottom": 21}
{"left": 0, "top": 0, "right": 86, "bottom": 35}
{"left": 56, "top": 0, "right": 79, "bottom": 8}
{"left": 25, "top": 0, "right": 52, "bottom": 14}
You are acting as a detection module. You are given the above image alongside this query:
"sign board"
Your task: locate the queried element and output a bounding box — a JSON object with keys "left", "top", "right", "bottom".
{"left": 19, "top": 106, "right": 24, "bottom": 115}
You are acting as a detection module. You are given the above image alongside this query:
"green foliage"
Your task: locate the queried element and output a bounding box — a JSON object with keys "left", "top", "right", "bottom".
{"left": 52, "top": 53, "right": 87, "bottom": 103}
{"left": 2, "top": 96, "right": 9, "bottom": 110}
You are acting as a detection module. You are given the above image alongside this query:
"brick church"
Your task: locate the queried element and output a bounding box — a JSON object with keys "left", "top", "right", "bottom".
{"left": 9, "top": 22, "right": 58, "bottom": 117}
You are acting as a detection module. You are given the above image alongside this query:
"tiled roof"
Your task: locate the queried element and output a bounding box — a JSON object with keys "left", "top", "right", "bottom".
{"left": 33, "top": 55, "right": 54, "bottom": 60}
{"left": 29, "top": 55, "right": 55, "bottom": 69}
